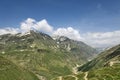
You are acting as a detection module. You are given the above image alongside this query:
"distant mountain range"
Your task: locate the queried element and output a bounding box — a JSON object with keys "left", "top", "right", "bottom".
{"left": 0, "top": 30, "right": 97, "bottom": 80}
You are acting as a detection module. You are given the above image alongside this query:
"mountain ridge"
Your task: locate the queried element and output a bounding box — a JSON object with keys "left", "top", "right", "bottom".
{"left": 0, "top": 30, "right": 97, "bottom": 80}
{"left": 53, "top": 44, "right": 120, "bottom": 80}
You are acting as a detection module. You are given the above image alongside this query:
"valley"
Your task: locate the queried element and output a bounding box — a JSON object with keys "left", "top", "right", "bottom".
{"left": 0, "top": 0, "right": 120, "bottom": 80}
{"left": 0, "top": 31, "right": 97, "bottom": 80}
{"left": 0, "top": 31, "right": 120, "bottom": 80}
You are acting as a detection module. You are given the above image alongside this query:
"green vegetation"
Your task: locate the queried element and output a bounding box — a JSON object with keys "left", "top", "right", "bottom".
{"left": 78, "top": 44, "right": 120, "bottom": 71}
{"left": 87, "top": 65, "right": 120, "bottom": 80}
{"left": 77, "top": 44, "right": 120, "bottom": 80}
{"left": 54, "top": 44, "right": 120, "bottom": 80}
{"left": 0, "top": 56, "right": 39, "bottom": 80}
{"left": 1, "top": 30, "right": 120, "bottom": 80}
{"left": 0, "top": 31, "right": 97, "bottom": 79}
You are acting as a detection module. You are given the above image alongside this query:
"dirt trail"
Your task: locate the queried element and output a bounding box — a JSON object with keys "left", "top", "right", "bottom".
{"left": 84, "top": 72, "right": 88, "bottom": 80}
{"left": 110, "top": 61, "right": 114, "bottom": 66}
{"left": 109, "top": 61, "right": 120, "bottom": 66}
{"left": 58, "top": 75, "right": 78, "bottom": 80}
{"left": 59, "top": 76, "right": 62, "bottom": 80}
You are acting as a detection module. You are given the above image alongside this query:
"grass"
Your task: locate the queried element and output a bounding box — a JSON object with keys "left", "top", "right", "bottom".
{"left": 0, "top": 56, "right": 39, "bottom": 80}
{"left": 0, "top": 31, "right": 97, "bottom": 79}
{"left": 88, "top": 64, "right": 120, "bottom": 80}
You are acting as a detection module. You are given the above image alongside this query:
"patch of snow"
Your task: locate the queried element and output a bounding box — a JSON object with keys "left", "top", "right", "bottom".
{"left": 18, "top": 32, "right": 31, "bottom": 37}
{"left": 59, "top": 37, "right": 66, "bottom": 41}
{"left": 30, "top": 45, "right": 32, "bottom": 47}
{"left": 67, "top": 44, "right": 71, "bottom": 51}
{"left": 57, "top": 45, "right": 59, "bottom": 48}
{"left": 2, "top": 51, "right": 5, "bottom": 54}
{"left": 57, "top": 42, "right": 59, "bottom": 44}
{"left": 20, "top": 50, "right": 24, "bottom": 52}
{"left": 23, "top": 32, "right": 31, "bottom": 35}
{"left": 12, "top": 41, "right": 14, "bottom": 42}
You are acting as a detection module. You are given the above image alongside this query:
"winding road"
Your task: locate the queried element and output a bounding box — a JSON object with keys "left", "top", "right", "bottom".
{"left": 58, "top": 76, "right": 62, "bottom": 80}
{"left": 84, "top": 72, "right": 88, "bottom": 80}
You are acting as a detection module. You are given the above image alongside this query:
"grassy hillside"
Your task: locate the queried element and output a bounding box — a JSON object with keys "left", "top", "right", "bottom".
{"left": 77, "top": 44, "right": 120, "bottom": 80}
{"left": 0, "top": 56, "right": 39, "bottom": 80}
{"left": 78, "top": 44, "right": 120, "bottom": 71}
{"left": 0, "top": 31, "right": 97, "bottom": 79}
{"left": 53, "top": 44, "right": 120, "bottom": 80}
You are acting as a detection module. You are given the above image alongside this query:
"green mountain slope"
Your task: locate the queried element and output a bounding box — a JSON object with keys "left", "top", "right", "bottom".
{"left": 55, "top": 36, "right": 97, "bottom": 61}
{"left": 77, "top": 44, "right": 120, "bottom": 80}
{"left": 0, "top": 31, "right": 97, "bottom": 79}
{"left": 0, "top": 56, "right": 39, "bottom": 80}
{"left": 53, "top": 44, "right": 120, "bottom": 80}
{"left": 78, "top": 44, "right": 120, "bottom": 71}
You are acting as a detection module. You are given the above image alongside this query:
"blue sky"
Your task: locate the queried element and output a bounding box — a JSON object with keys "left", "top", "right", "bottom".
{"left": 0, "top": 0, "right": 120, "bottom": 48}
{"left": 0, "top": 0, "right": 120, "bottom": 32}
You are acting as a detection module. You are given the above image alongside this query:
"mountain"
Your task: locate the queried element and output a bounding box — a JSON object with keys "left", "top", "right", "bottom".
{"left": 78, "top": 44, "right": 120, "bottom": 71}
{"left": 0, "top": 56, "right": 39, "bottom": 80}
{"left": 53, "top": 44, "right": 120, "bottom": 80}
{"left": 54, "top": 36, "right": 97, "bottom": 61}
{"left": 77, "top": 44, "right": 120, "bottom": 80}
{"left": 0, "top": 30, "right": 97, "bottom": 80}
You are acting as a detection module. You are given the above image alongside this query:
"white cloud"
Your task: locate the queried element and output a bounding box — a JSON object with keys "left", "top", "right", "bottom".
{"left": 35, "top": 19, "right": 53, "bottom": 33}
{"left": 0, "top": 18, "right": 53, "bottom": 35}
{"left": 0, "top": 18, "right": 120, "bottom": 48}
{"left": 20, "top": 18, "right": 53, "bottom": 33}
{"left": 20, "top": 18, "right": 35, "bottom": 32}
{"left": 0, "top": 28, "right": 19, "bottom": 35}
{"left": 82, "top": 31, "right": 120, "bottom": 48}
{"left": 52, "top": 27, "right": 120, "bottom": 48}
{"left": 53, "top": 27, "right": 83, "bottom": 41}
